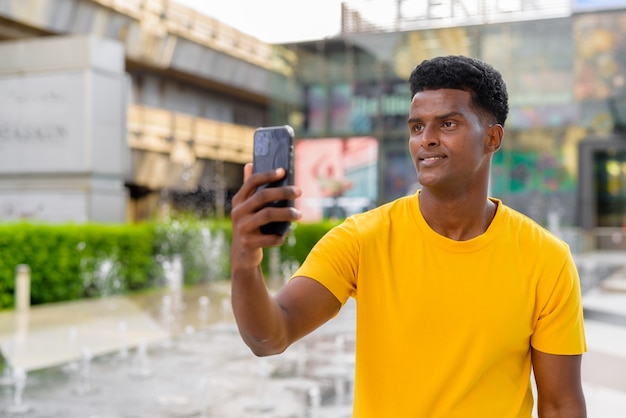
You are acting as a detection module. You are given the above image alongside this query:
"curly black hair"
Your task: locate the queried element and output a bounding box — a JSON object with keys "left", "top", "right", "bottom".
{"left": 409, "top": 55, "right": 509, "bottom": 127}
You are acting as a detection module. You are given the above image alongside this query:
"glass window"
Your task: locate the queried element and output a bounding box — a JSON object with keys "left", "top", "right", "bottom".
{"left": 594, "top": 148, "right": 626, "bottom": 227}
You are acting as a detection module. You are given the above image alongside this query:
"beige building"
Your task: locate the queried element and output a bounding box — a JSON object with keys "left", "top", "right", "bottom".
{"left": 0, "top": 0, "right": 298, "bottom": 222}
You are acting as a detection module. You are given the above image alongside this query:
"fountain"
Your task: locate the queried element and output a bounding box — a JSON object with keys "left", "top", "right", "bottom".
{"left": 0, "top": 355, "right": 13, "bottom": 387}
{"left": 197, "top": 295, "right": 211, "bottom": 328}
{"left": 308, "top": 385, "right": 322, "bottom": 418}
{"left": 82, "top": 258, "right": 124, "bottom": 302}
{"left": 61, "top": 327, "right": 80, "bottom": 375}
{"left": 116, "top": 321, "right": 129, "bottom": 361}
{"left": 162, "top": 254, "right": 185, "bottom": 314}
{"left": 73, "top": 346, "right": 96, "bottom": 396}
{"left": 0, "top": 221, "right": 359, "bottom": 418}
{"left": 248, "top": 357, "right": 274, "bottom": 414}
{"left": 128, "top": 339, "right": 152, "bottom": 379}
{"left": 2, "top": 367, "right": 31, "bottom": 415}
{"left": 0, "top": 283, "right": 359, "bottom": 417}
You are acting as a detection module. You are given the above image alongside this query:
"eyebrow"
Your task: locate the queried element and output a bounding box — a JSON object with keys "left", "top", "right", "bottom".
{"left": 407, "top": 111, "right": 463, "bottom": 124}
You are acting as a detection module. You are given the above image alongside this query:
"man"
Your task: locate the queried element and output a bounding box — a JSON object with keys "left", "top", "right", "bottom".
{"left": 230, "top": 55, "right": 587, "bottom": 417}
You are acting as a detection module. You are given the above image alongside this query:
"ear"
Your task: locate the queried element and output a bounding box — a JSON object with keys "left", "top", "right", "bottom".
{"left": 485, "top": 124, "right": 503, "bottom": 153}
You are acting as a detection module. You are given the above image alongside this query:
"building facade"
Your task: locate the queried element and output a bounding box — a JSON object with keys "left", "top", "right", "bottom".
{"left": 270, "top": 0, "right": 626, "bottom": 250}
{"left": 0, "top": 0, "right": 296, "bottom": 222}
{"left": 0, "top": 0, "right": 624, "bottom": 250}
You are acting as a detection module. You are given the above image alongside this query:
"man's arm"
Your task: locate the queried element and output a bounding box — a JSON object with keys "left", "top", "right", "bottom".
{"left": 230, "top": 163, "right": 341, "bottom": 356}
{"left": 532, "top": 348, "right": 586, "bottom": 418}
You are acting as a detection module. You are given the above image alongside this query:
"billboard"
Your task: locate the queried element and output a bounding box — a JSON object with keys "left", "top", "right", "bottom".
{"left": 295, "top": 137, "right": 378, "bottom": 221}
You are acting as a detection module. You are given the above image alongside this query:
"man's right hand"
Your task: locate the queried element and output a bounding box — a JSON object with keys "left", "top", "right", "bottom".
{"left": 230, "top": 163, "right": 302, "bottom": 273}
{"left": 230, "top": 163, "right": 340, "bottom": 357}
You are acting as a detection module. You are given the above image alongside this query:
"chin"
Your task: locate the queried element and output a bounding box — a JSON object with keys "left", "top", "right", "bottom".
{"left": 416, "top": 174, "right": 437, "bottom": 187}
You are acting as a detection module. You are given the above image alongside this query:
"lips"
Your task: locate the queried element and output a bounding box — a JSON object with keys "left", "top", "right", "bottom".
{"left": 419, "top": 153, "right": 446, "bottom": 161}
{"left": 417, "top": 154, "right": 447, "bottom": 168}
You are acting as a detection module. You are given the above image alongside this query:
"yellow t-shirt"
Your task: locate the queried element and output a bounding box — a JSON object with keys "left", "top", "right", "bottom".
{"left": 293, "top": 192, "right": 587, "bottom": 417}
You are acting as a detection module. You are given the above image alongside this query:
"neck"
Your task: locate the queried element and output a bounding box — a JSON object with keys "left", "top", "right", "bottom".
{"left": 418, "top": 188, "right": 497, "bottom": 241}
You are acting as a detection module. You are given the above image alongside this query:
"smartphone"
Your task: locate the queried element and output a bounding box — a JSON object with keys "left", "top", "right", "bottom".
{"left": 252, "top": 125, "right": 295, "bottom": 235}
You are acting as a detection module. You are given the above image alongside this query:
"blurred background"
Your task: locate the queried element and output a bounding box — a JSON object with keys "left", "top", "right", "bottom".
{"left": 0, "top": 0, "right": 625, "bottom": 416}
{"left": 0, "top": 0, "right": 623, "bottom": 250}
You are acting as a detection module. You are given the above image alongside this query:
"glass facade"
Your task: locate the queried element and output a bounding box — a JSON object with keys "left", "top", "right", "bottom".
{"left": 270, "top": 10, "right": 626, "bottom": 229}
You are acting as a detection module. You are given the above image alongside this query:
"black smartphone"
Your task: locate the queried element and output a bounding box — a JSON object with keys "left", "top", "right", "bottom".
{"left": 252, "top": 125, "right": 295, "bottom": 235}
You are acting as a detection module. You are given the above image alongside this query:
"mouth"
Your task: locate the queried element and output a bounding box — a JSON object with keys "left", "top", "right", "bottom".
{"left": 419, "top": 156, "right": 446, "bottom": 162}
{"left": 417, "top": 155, "right": 447, "bottom": 168}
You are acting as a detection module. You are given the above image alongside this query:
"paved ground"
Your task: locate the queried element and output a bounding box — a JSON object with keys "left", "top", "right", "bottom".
{"left": 0, "top": 283, "right": 357, "bottom": 417}
{"left": 1, "top": 252, "right": 626, "bottom": 417}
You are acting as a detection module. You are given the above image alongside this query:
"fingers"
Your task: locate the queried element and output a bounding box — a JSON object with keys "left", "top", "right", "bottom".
{"left": 253, "top": 206, "right": 302, "bottom": 235}
{"left": 232, "top": 192, "right": 302, "bottom": 236}
{"left": 234, "top": 213, "right": 293, "bottom": 249}
{"left": 243, "top": 162, "right": 253, "bottom": 182}
{"left": 230, "top": 204, "right": 301, "bottom": 270}
{"left": 233, "top": 167, "right": 288, "bottom": 206}
{"left": 231, "top": 166, "right": 302, "bottom": 253}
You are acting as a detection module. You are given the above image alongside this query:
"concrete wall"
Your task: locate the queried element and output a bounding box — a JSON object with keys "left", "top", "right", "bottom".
{"left": 0, "top": 35, "right": 129, "bottom": 223}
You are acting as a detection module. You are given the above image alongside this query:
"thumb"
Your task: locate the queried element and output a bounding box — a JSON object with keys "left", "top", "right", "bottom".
{"left": 243, "top": 162, "right": 253, "bottom": 182}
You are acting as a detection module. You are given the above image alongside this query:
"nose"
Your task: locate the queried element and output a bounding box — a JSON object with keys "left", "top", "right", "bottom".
{"left": 420, "top": 124, "right": 439, "bottom": 148}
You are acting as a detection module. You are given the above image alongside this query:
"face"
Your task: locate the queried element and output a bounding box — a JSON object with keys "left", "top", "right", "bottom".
{"left": 407, "top": 88, "right": 502, "bottom": 192}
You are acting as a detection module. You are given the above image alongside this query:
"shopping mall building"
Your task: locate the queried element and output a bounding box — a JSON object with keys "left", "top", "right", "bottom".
{"left": 274, "top": 0, "right": 626, "bottom": 251}
{"left": 0, "top": 0, "right": 624, "bottom": 250}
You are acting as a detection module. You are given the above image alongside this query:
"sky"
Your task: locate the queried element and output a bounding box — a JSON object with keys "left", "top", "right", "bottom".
{"left": 172, "top": 0, "right": 345, "bottom": 43}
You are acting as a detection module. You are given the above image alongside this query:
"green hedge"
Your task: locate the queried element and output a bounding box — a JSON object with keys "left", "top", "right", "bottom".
{"left": 273, "top": 220, "right": 340, "bottom": 267}
{"left": 0, "top": 219, "right": 337, "bottom": 310}
{"left": 0, "top": 223, "right": 156, "bottom": 308}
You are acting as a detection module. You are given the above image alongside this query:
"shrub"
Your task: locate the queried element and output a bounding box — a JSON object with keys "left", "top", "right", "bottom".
{"left": 0, "top": 223, "right": 156, "bottom": 309}
{"left": 0, "top": 218, "right": 337, "bottom": 310}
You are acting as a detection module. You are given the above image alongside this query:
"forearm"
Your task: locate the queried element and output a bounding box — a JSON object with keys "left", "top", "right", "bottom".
{"left": 231, "top": 265, "right": 290, "bottom": 356}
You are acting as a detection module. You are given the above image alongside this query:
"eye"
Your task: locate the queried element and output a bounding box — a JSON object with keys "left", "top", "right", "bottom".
{"left": 442, "top": 121, "right": 457, "bottom": 129}
{"left": 410, "top": 123, "right": 423, "bottom": 134}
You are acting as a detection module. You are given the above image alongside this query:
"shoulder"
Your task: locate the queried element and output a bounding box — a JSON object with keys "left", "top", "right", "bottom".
{"left": 499, "top": 202, "right": 571, "bottom": 257}
{"left": 351, "top": 194, "right": 417, "bottom": 223}
{"left": 347, "top": 194, "right": 417, "bottom": 234}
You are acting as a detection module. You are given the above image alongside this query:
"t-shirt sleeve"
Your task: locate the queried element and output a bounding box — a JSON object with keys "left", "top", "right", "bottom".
{"left": 531, "top": 252, "right": 587, "bottom": 355}
{"left": 290, "top": 217, "right": 360, "bottom": 305}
